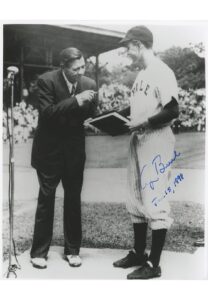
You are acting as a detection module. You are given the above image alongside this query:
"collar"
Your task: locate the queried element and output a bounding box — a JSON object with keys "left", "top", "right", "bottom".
{"left": 62, "top": 70, "right": 77, "bottom": 94}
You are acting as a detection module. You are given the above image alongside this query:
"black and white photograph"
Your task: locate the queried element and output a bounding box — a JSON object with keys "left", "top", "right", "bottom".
{"left": 1, "top": 21, "right": 207, "bottom": 280}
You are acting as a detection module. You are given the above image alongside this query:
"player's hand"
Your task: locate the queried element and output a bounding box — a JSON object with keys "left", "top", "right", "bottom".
{"left": 76, "top": 90, "right": 97, "bottom": 106}
{"left": 84, "top": 118, "right": 100, "bottom": 133}
{"left": 125, "top": 120, "right": 149, "bottom": 133}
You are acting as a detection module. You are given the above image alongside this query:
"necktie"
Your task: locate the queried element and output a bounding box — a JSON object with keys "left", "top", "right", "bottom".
{"left": 71, "top": 84, "right": 76, "bottom": 96}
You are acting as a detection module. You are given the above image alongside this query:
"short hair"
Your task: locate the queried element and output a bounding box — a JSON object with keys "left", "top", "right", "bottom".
{"left": 60, "top": 47, "right": 83, "bottom": 67}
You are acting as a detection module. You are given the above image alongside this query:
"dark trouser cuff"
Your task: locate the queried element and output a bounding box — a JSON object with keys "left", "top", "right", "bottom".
{"left": 64, "top": 248, "right": 80, "bottom": 256}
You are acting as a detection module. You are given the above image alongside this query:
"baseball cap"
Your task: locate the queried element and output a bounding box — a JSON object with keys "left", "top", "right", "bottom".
{"left": 119, "top": 26, "right": 153, "bottom": 47}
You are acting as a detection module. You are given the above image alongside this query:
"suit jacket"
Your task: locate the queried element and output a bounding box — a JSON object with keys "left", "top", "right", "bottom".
{"left": 31, "top": 69, "right": 97, "bottom": 173}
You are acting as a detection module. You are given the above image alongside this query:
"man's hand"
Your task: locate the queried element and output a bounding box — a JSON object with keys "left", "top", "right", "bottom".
{"left": 75, "top": 90, "right": 97, "bottom": 107}
{"left": 125, "top": 120, "right": 150, "bottom": 134}
{"left": 84, "top": 118, "right": 93, "bottom": 127}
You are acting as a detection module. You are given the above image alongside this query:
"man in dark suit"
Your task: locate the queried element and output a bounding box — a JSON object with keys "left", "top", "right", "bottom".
{"left": 30, "top": 47, "right": 97, "bottom": 269}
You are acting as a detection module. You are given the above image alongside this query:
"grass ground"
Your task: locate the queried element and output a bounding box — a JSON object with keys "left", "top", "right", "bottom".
{"left": 3, "top": 199, "right": 204, "bottom": 260}
{"left": 3, "top": 132, "right": 205, "bottom": 259}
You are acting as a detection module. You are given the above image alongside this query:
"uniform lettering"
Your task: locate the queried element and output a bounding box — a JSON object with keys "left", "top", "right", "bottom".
{"left": 132, "top": 82, "right": 138, "bottom": 96}
{"left": 132, "top": 81, "right": 151, "bottom": 97}
{"left": 144, "top": 84, "right": 150, "bottom": 95}
{"left": 139, "top": 80, "right": 144, "bottom": 91}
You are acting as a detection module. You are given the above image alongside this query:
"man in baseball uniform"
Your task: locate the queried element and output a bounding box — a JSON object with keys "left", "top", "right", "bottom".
{"left": 113, "top": 26, "right": 179, "bottom": 279}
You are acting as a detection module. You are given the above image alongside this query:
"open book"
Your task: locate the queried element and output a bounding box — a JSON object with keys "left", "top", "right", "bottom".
{"left": 88, "top": 112, "right": 130, "bottom": 136}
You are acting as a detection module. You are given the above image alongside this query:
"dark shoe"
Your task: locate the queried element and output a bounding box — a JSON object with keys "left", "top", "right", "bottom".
{"left": 113, "top": 251, "right": 148, "bottom": 269}
{"left": 127, "top": 262, "right": 161, "bottom": 279}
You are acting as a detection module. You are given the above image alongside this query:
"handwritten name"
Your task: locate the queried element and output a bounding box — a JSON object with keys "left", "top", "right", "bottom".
{"left": 141, "top": 150, "right": 181, "bottom": 191}
{"left": 152, "top": 150, "right": 181, "bottom": 175}
{"left": 152, "top": 173, "right": 184, "bottom": 207}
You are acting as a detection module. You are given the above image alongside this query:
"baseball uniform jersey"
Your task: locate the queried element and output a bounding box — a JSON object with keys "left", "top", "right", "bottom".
{"left": 126, "top": 57, "right": 178, "bottom": 229}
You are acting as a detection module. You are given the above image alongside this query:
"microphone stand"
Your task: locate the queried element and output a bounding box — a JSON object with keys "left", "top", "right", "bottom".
{"left": 5, "top": 71, "right": 21, "bottom": 278}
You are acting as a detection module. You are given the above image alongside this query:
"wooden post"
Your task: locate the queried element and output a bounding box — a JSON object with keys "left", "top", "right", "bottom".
{"left": 19, "top": 46, "right": 24, "bottom": 102}
{"left": 46, "top": 47, "right": 53, "bottom": 67}
{"left": 48, "top": 48, "right": 53, "bottom": 67}
{"left": 95, "top": 54, "right": 99, "bottom": 101}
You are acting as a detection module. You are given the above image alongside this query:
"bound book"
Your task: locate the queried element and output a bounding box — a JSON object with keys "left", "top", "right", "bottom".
{"left": 88, "top": 111, "right": 130, "bottom": 136}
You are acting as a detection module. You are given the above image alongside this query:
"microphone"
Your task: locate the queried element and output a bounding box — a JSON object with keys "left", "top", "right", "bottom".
{"left": 7, "top": 66, "right": 19, "bottom": 79}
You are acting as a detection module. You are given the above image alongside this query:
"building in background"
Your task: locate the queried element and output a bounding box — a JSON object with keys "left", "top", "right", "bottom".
{"left": 3, "top": 24, "right": 124, "bottom": 106}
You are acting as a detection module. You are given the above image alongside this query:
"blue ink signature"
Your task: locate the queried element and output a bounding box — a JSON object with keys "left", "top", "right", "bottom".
{"left": 152, "top": 150, "right": 181, "bottom": 175}
{"left": 140, "top": 150, "right": 181, "bottom": 191}
{"left": 152, "top": 173, "right": 184, "bottom": 207}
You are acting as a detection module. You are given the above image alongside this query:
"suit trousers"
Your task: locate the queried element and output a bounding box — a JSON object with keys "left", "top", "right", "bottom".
{"left": 30, "top": 149, "right": 85, "bottom": 258}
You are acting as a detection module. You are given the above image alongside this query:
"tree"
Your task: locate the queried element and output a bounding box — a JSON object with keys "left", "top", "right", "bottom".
{"left": 85, "top": 44, "right": 205, "bottom": 91}
{"left": 189, "top": 42, "right": 205, "bottom": 58}
{"left": 85, "top": 58, "right": 112, "bottom": 87}
{"left": 159, "top": 46, "right": 205, "bottom": 90}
